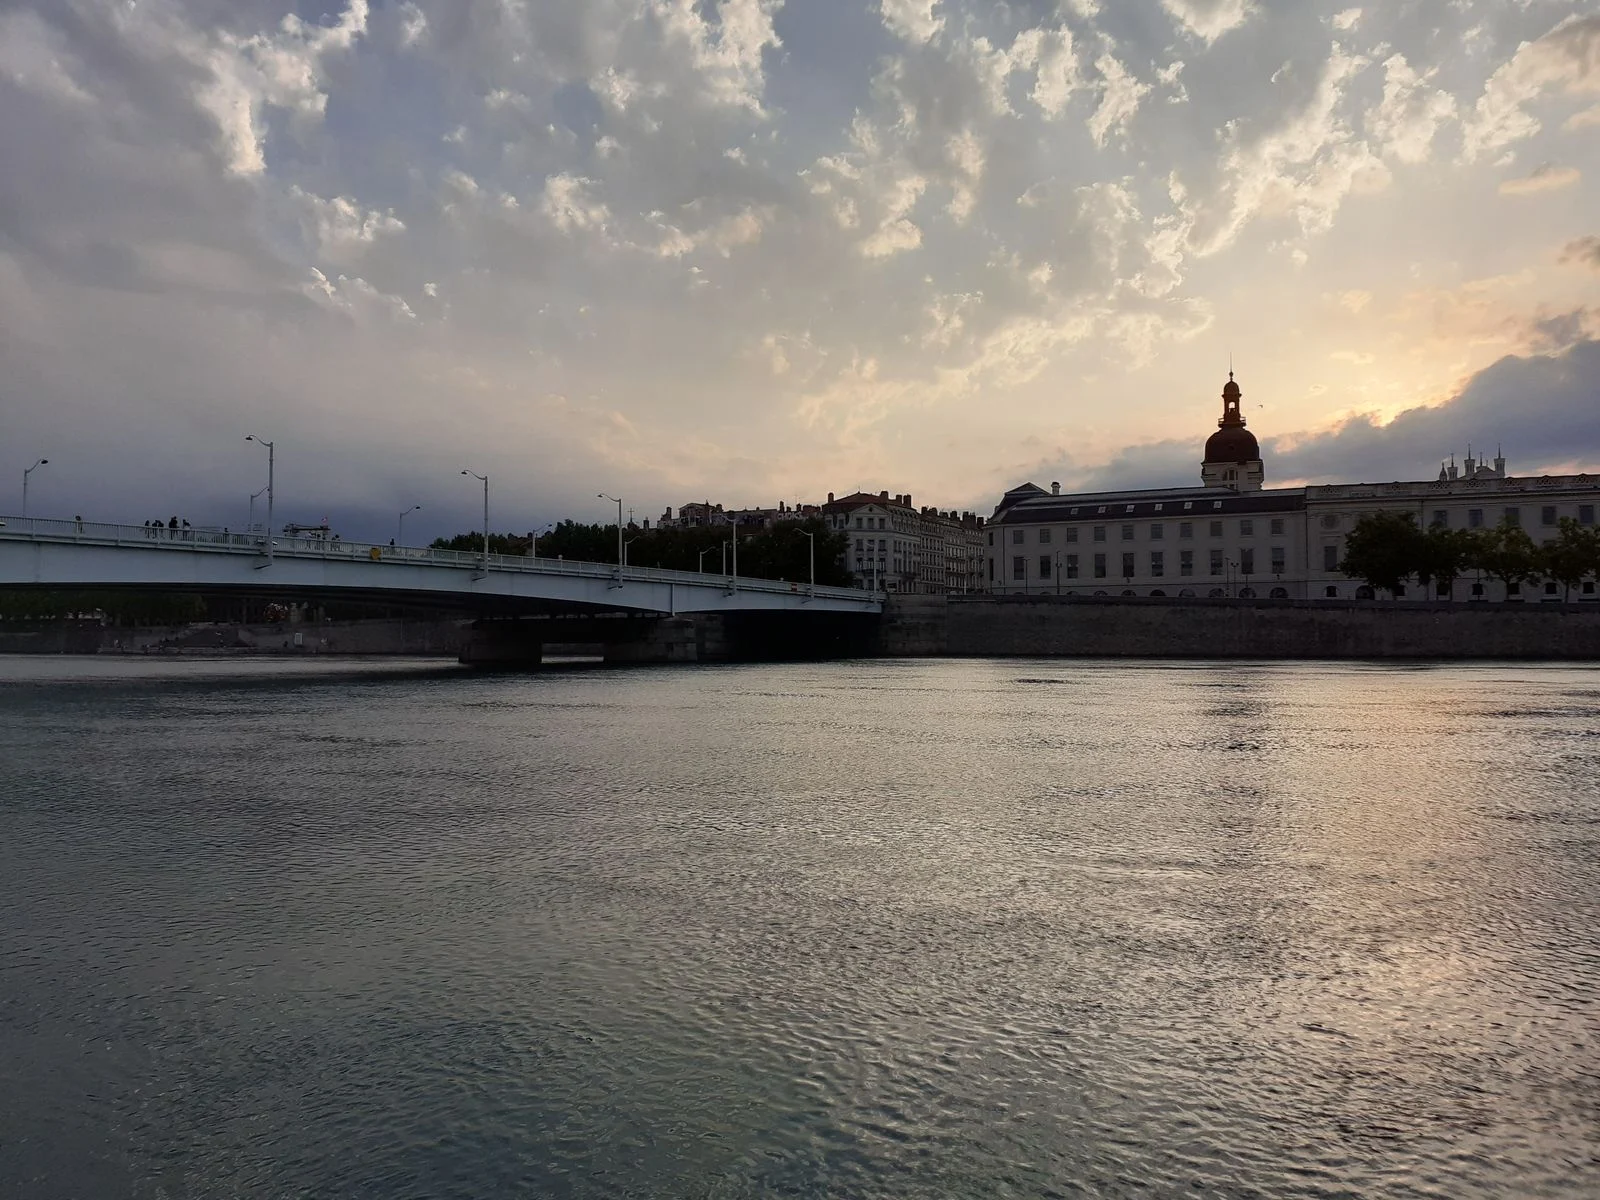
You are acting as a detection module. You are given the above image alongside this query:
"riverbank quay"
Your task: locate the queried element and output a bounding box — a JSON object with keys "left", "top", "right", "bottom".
{"left": 0, "top": 617, "right": 471, "bottom": 657}
{"left": 878, "top": 594, "right": 1600, "bottom": 659}
{"left": 7, "top": 597, "right": 1600, "bottom": 662}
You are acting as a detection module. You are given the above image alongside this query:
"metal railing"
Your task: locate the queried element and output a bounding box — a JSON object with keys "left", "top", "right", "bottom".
{"left": 0, "top": 515, "right": 878, "bottom": 603}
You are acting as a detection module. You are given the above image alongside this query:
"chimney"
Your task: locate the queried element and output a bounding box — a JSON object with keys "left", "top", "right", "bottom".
{"left": 880, "top": 490, "right": 889, "bottom": 501}
{"left": 1051, "top": 481, "right": 1061, "bottom": 495}
{"left": 827, "top": 492, "right": 834, "bottom": 503}
{"left": 905, "top": 494, "right": 912, "bottom": 507}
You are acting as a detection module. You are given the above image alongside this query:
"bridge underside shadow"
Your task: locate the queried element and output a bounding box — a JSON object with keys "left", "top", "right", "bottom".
{"left": 462, "top": 611, "right": 881, "bottom": 665}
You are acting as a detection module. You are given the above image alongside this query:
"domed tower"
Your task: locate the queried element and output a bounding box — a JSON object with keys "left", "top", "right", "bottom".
{"left": 1201, "top": 372, "right": 1263, "bottom": 491}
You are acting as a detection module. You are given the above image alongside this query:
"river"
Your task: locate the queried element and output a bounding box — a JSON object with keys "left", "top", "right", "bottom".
{"left": 1, "top": 656, "right": 1597, "bottom": 1198}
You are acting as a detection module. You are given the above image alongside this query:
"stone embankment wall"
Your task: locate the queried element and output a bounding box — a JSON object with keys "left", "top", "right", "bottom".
{"left": 880, "top": 595, "right": 1600, "bottom": 659}
{"left": 0, "top": 618, "right": 470, "bottom": 657}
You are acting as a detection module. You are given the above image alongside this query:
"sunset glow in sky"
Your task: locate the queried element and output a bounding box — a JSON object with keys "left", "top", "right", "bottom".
{"left": 2, "top": 0, "right": 1597, "bottom": 537}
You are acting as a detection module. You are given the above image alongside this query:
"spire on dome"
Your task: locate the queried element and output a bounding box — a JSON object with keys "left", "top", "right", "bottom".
{"left": 1219, "top": 372, "right": 1244, "bottom": 427}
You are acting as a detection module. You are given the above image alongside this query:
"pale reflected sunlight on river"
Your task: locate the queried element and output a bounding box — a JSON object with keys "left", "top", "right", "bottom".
{"left": 1, "top": 656, "right": 1597, "bottom": 1198}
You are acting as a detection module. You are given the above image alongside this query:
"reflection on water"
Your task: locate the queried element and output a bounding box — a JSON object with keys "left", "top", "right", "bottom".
{"left": 1, "top": 656, "right": 1597, "bottom": 1198}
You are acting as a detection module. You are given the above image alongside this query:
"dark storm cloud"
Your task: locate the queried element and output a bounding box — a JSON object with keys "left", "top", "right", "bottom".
{"left": 1053, "top": 338, "right": 1600, "bottom": 495}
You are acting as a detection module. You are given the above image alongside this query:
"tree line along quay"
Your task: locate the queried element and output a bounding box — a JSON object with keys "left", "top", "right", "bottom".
{"left": 1339, "top": 513, "right": 1600, "bottom": 602}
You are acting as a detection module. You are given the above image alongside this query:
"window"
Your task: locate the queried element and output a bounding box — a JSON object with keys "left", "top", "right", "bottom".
{"left": 1012, "top": 529, "right": 1024, "bottom": 544}
{"left": 1468, "top": 508, "right": 1484, "bottom": 528}
{"left": 854, "top": 539, "right": 862, "bottom": 551}
{"left": 1579, "top": 504, "right": 1594, "bottom": 525}
{"left": 1121, "top": 524, "right": 1135, "bottom": 540}
{"left": 1544, "top": 581, "right": 1558, "bottom": 595}
{"left": 1012, "top": 556, "right": 1026, "bottom": 581}
{"left": 1151, "top": 523, "right": 1165, "bottom": 540}
{"left": 1150, "top": 551, "right": 1164, "bottom": 577}
{"left": 1542, "top": 505, "right": 1558, "bottom": 526}
{"left": 1270, "top": 547, "right": 1285, "bottom": 573}
{"left": 1240, "top": 519, "right": 1254, "bottom": 536}
{"left": 1209, "top": 549, "right": 1224, "bottom": 575}
{"left": 1121, "top": 552, "right": 1136, "bottom": 577}
{"left": 1472, "top": 582, "right": 1485, "bottom": 597}
{"left": 1431, "top": 510, "right": 1448, "bottom": 528}
{"left": 1320, "top": 514, "right": 1340, "bottom": 530}
{"left": 1065, "top": 554, "right": 1079, "bottom": 579}
{"left": 986, "top": 530, "right": 993, "bottom": 545}
{"left": 1183, "top": 501, "right": 1194, "bottom": 510}
{"left": 1240, "top": 548, "right": 1255, "bottom": 574}
{"left": 1093, "top": 525, "right": 1107, "bottom": 542}
{"left": 1039, "top": 555, "right": 1052, "bottom": 579}
{"left": 1179, "top": 522, "right": 1193, "bottom": 539}
{"left": 855, "top": 517, "right": 863, "bottom": 529}
{"left": 1180, "top": 550, "right": 1194, "bottom": 576}
{"left": 1325, "top": 585, "right": 1339, "bottom": 598}
{"left": 1154, "top": 503, "right": 1164, "bottom": 512}
{"left": 1209, "top": 520, "right": 1223, "bottom": 538}
{"left": 987, "top": 559, "right": 993, "bottom": 580}
{"left": 1125, "top": 505, "right": 1135, "bottom": 513}
{"left": 1065, "top": 527, "right": 1079, "bottom": 543}
{"left": 1270, "top": 518, "right": 1284, "bottom": 536}
{"left": 1504, "top": 507, "right": 1520, "bottom": 528}
{"left": 1093, "top": 553, "right": 1107, "bottom": 578}
{"left": 878, "top": 539, "right": 886, "bottom": 551}
{"left": 1322, "top": 544, "right": 1338, "bottom": 571}
{"left": 1039, "top": 527, "right": 1052, "bottom": 544}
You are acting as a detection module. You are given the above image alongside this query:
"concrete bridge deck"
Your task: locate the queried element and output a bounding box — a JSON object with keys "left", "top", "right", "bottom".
{"left": 0, "top": 516, "right": 882, "bottom": 617}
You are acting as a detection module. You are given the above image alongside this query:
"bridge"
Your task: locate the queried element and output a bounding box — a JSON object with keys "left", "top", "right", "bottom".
{"left": 0, "top": 517, "right": 881, "bottom": 657}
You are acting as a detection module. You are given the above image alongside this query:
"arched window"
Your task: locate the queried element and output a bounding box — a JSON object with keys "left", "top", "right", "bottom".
{"left": 1269, "top": 586, "right": 1288, "bottom": 599}
{"left": 1239, "top": 586, "right": 1257, "bottom": 598}
{"left": 1209, "top": 588, "right": 1225, "bottom": 598}
{"left": 1355, "top": 585, "right": 1375, "bottom": 600}
{"left": 1149, "top": 589, "right": 1166, "bottom": 597}
{"left": 1121, "top": 589, "right": 1136, "bottom": 596}
{"left": 1094, "top": 589, "right": 1108, "bottom": 596}
{"left": 1179, "top": 588, "right": 1195, "bottom": 597}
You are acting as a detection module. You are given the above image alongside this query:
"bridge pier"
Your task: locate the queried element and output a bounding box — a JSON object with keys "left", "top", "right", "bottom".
{"left": 459, "top": 620, "right": 543, "bottom": 667}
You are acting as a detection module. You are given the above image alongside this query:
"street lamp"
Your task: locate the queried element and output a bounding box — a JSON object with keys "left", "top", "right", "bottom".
{"left": 398, "top": 504, "right": 421, "bottom": 546}
{"left": 462, "top": 471, "right": 488, "bottom": 562}
{"left": 727, "top": 511, "right": 739, "bottom": 590}
{"left": 698, "top": 545, "right": 720, "bottom": 573}
{"left": 800, "top": 528, "right": 815, "bottom": 596}
{"left": 529, "top": 522, "right": 554, "bottom": 558}
{"left": 245, "top": 436, "right": 274, "bottom": 562}
{"left": 624, "top": 535, "right": 639, "bottom": 568}
{"left": 248, "top": 485, "right": 268, "bottom": 534}
{"left": 598, "top": 493, "right": 623, "bottom": 575}
{"left": 21, "top": 458, "right": 48, "bottom": 518}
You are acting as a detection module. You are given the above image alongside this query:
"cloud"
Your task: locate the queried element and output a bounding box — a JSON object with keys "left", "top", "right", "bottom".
{"left": 1462, "top": 13, "right": 1600, "bottom": 161}
{"left": 1039, "top": 338, "right": 1600, "bottom": 493}
{"left": 1161, "top": 0, "right": 1256, "bottom": 45}
{"left": 1498, "top": 162, "right": 1581, "bottom": 194}
{"left": 1366, "top": 54, "right": 1455, "bottom": 164}
{"left": 1560, "top": 236, "right": 1600, "bottom": 269}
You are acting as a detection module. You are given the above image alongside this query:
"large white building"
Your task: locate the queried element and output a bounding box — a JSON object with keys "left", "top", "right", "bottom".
{"left": 987, "top": 374, "right": 1600, "bottom": 602}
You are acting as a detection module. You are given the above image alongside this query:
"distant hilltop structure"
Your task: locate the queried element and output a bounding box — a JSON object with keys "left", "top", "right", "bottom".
{"left": 987, "top": 372, "right": 1599, "bottom": 603}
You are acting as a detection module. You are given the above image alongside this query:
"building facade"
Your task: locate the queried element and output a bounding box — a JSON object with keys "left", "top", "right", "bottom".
{"left": 987, "top": 375, "right": 1600, "bottom": 602}
{"left": 821, "top": 490, "right": 987, "bottom": 594}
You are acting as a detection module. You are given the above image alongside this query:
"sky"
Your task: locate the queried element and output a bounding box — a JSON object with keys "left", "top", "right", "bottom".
{"left": 1, "top": 0, "right": 1597, "bottom": 541}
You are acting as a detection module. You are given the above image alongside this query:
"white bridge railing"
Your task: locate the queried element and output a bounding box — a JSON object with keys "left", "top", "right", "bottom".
{"left": 0, "top": 515, "right": 877, "bottom": 603}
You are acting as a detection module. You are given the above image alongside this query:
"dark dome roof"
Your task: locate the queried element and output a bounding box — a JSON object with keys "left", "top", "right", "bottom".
{"left": 1205, "top": 425, "right": 1260, "bottom": 462}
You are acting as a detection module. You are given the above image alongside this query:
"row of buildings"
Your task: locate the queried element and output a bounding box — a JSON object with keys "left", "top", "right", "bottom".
{"left": 659, "top": 371, "right": 1599, "bottom": 600}
{"left": 658, "top": 495, "right": 988, "bottom": 593}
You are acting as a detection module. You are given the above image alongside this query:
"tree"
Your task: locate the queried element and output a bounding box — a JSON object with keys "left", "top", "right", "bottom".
{"left": 1416, "top": 525, "right": 1472, "bottom": 601}
{"left": 1465, "top": 521, "right": 1540, "bottom": 600}
{"left": 1339, "top": 511, "right": 1422, "bottom": 595}
{"left": 1540, "top": 518, "right": 1600, "bottom": 601}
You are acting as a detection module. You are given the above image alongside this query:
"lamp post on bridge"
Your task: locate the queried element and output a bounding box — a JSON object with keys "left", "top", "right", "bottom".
{"left": 22, "top": 459, "right": 48, "bottom": 519}
{"left": 598, "top": 493, "right": 623, "bottom": 580}
{"left": 727, "top": 511, "right": 739, "bottom": 591}
{"left": 624, "top": 535, "right": 639, "bottom": 569}
{"left": 800, "top": 528, "right": 815, "bottom": 597}
{"left": 244, "top": 436, "right": 273, "bottom": 563}
{"left": 529, "top": 522, "right": 554, "bottom": 558}
{"left": 698, "top": 544, "right": 719, "bottom": 573}
{"left": 462, "top": 471, "right": 488, "bottom": 563}
{"left": 398, "top": 504, "right": 421, "bottom": 547}
{"left": 249, "top": 485, "right": 268, "bottom": 535}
